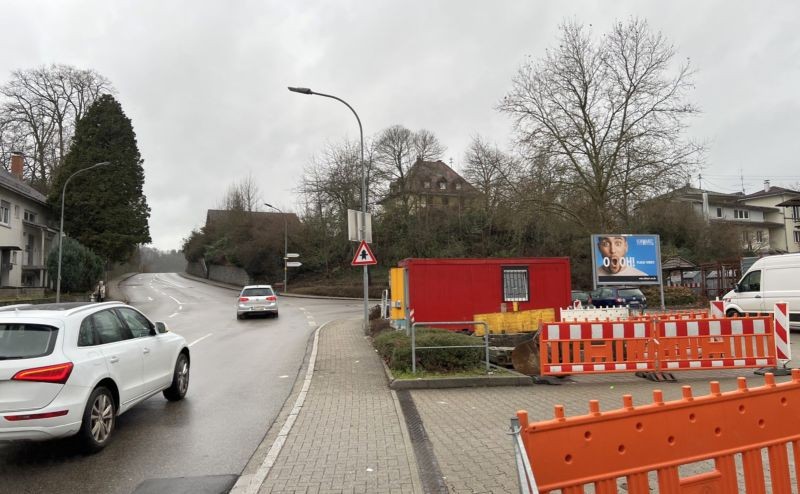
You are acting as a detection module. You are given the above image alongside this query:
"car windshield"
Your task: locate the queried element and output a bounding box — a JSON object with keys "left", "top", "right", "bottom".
{"left": 242, "top": 288, "right": 274, "bottom": 297}
{"left": 618, "top": 289, "right": 644, "bottom": 297}
{"left": 0, "top": 324, "right": 59, "bottom": 360}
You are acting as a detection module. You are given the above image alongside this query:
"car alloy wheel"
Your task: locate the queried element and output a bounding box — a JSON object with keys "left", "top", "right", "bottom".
{"left": 177, "top": 358, "right": 189, "bottom": 395}
{"left": 90, "top": 392, "right": 114, "bottom": 444}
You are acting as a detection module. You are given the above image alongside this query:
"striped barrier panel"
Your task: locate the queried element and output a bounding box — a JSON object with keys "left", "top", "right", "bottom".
{"left": 559, "top": 306, "right": 630, "bottom": 322}
{"left": 515, "top": 371, "right": 800, "bottom": 493}
{"left": 656, "top": 316, "right": 777, "bottom": 371}
{"left": 710, "top": 299, "right": 725, "bottom": 318}
{"left": 540, "top": 321, "right": 656, "bottom": 375}
{"left": 775, "top": 302, "right": 791, "bottom": 361}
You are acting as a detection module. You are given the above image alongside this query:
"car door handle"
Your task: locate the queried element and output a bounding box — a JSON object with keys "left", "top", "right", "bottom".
{"left": 755, "top": 295, "right": 761, "bottom": 299}
{"left": 142, "top": 347, "right": 150, "bottom": 354}
{"left": 109, "top": 356, "right": 120, "bottom": 364}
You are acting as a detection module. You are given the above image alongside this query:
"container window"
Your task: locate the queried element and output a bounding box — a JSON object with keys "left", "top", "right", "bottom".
{"left": 502, "top": 267, "right": 529, "bottom": 302}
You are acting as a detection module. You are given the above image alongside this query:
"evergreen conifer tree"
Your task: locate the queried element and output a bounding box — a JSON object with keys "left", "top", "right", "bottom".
{"left": 49, "top": 94, "right": 151, "bottom": 263}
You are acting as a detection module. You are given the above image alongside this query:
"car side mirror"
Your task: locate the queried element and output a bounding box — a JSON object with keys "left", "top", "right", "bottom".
{"left": 155, "top": 322, "right": 169, "bottom": 334}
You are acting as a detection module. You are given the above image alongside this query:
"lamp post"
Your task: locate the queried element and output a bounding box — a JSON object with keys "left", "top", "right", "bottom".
{"left": 264, "top": 203, "right": 288, "bottom": 293}
{"left": 288, "top": 86, "right": 369, "bottom": 334}
{"left": 56, "top": 161, "right": 112, "bottom": 303}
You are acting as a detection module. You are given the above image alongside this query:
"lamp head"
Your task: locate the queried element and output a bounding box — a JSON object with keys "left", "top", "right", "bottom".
{"left": 288, "top": 86, "right": 313, "bottom": 95}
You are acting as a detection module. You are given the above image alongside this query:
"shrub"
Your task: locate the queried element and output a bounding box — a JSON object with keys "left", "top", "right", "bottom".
{"left": 642, "top": 285, "right": 698, "bottom": 307}
{"left": 374, "top": 327, "right": 484, "bottom": 373}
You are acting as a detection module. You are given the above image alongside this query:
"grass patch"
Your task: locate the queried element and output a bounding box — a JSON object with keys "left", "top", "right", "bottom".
{"left": 373, "top": 327, "right": 486, "bottom": 373}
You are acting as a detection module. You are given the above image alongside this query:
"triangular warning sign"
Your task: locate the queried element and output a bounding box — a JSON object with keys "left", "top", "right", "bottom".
{"left": 351, "top": 240, "right": 377, "bottom": 266}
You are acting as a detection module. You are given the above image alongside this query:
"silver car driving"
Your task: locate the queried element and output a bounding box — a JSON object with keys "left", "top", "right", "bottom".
{"left": 236, "top": 285, "right": 279, "bottom": 319}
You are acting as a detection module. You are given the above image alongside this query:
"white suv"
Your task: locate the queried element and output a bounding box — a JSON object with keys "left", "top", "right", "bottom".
{"left": 0, "top": 302, "right": 189, "bottom": 453}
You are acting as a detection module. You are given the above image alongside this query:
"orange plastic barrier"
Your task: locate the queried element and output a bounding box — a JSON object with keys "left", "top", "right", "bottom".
{"left": 540, "top": 315, "right": 778, "bottom": 376}
{"left": 539, "top": 321, "right": 656, "bottom": 374}
{"left": 517, "top": 370, "right": 800, "bottom": 493}
{"left": 658, "top": 316, "right": 776, "bottom": 371}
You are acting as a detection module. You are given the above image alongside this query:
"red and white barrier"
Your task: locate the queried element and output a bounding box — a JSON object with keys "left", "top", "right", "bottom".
{"left": 775, "top": 302, "right": 791, "bottom": 361}
{"left": 710, "top": 299, "right": 724, "bottom": 318}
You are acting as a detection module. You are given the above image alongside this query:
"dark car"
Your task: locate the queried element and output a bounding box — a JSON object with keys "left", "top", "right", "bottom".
{"left": 590, "top": 287, "right": 647, "bottom": 309}
{"left": 570, "top": 290, "right": 592, "bottom": 307}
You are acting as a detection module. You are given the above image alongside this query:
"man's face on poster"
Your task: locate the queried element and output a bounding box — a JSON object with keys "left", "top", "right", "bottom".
{"left": 598, "top": 236, "right": 628, "bottom": 274}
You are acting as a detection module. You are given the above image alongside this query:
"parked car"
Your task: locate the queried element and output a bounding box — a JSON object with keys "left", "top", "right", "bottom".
{"left": 0, "top": 302, "right": 189, "bottom": 452}
{"left": 570, "top": 290, "right": 592, "bottom": 307}
{"left": 236, "top": 285, "right": 279, "bottom": 319}
{"left": 590, "top": 287, "right": 647, "bottom": 309}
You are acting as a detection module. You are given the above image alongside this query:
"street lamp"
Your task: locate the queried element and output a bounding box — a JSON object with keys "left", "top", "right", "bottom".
{"left": 56, "top": 161, "right": 112, "bottom": 303}
{"left": 264, "top": 203, "right": 288, "bottom": 293}
{"left": 288, "top": 86, "right": 369, "bottom": 334}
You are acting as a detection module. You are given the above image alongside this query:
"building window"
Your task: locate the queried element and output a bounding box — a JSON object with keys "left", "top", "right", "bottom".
{"left": 792, "top": 206, "right": 800, "bottom": 220}
{"left": 456, "top": 183, "right": 462, "bottom": 190}
{"left": 442, "top": 197, "right": 449, "bottom": 206}
{"left": 23, "top": 210, "right": 36, "bottom": 223}
{"left": 502, "top": 267, "right": 529, "bottom": 302}
{"left": 734, "top": 209, "right": 750, "bottom": 219}
{"left": 756, "top": 230, "right": 763, "bottom": 243}
{"left": 423, "top": 181, "right": 431, "bottom": 189}
{"left": 795, "top": 231, "right": 800, "bottom": 244}
{"left": 14, "top": 205, "right": 19, "bottom": 219}
{"left": 0, "top": 201, "right": 9, "bottom": 225}
{"left": 742, "top": 231, "right": 749, "bottom": 242}
{"left": 716, "top": 207, "right": 722, "bottom": 218}
{"left": 438, "top": 181, "right": 447, "bottom": 190}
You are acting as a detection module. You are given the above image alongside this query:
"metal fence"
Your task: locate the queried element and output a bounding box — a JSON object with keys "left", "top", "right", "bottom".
{"left": 410, "top": 321, "right": 490, "bottom": 373}
{"left": 510, "top": 416, "right": 538, "bottom": 494}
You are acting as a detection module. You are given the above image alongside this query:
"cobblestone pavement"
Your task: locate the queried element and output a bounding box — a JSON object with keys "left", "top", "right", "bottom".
{"left": 257, "top": 319, "right": 421, "bottom": 494}
{"left": 245, "top": 316, "right": 797, "bottom": 493}
{"left": 410, "top": 331, "right": 800, "bottom": 494}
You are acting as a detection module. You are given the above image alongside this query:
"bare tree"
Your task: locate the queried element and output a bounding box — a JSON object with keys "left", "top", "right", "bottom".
{"left": 0, "top": 64, "right": 113, "bottom": 187}
{"left": 219, "top": 173, "right": 262, "bottom": 212}
{"left": 462, "top": 135, "right": 515, "bottom": 213}
{"left": 499, "top": 18, "right": 702, "bottom": 231}
{"left": 413, "top": 129, "right": 446, "bottom": 162}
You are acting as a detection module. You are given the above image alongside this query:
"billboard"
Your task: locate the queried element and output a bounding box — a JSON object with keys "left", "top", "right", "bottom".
{"left": 591, "top": 234, "right": 662, "bottom": 286}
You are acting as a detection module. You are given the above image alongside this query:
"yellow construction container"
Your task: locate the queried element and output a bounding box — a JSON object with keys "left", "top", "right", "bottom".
{"left": 473, "top": 308, "right": 556, "bottom": 336}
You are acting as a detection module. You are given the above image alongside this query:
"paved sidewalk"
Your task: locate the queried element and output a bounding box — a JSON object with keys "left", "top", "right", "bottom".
{"left": 254, "top": 319, "right": 422, "bottom": 494}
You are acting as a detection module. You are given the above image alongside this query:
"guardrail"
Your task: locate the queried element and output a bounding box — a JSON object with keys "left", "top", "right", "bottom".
{"left": 410, "top": 321, "right": 490, "bottom": 373}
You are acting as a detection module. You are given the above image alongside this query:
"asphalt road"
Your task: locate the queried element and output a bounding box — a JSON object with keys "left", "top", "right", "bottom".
{"left": 0, "top": 273, "right": 362, "bottom": 494}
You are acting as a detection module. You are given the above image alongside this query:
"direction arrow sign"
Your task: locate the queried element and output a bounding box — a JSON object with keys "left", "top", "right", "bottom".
{"left": 351, "top": 240, "right": 377, "bottom": 266}
{"left": 285, "top": 253, "right": 300, "bottom": 258}
{"left": 286, "top": 261, "right": 302, "bottom": 267}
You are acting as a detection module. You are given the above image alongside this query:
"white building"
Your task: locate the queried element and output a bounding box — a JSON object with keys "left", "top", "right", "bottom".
{"left": 0, "top": 153, "right": 57, "bottom": 287}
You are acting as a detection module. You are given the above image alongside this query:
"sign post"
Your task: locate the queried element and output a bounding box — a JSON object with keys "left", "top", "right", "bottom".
{"left": 283, "top": 253, "right": 301, "bottom": 292}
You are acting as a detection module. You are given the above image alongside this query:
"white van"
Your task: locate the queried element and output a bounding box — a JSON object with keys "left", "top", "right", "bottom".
{"left": 723, "top": 253, "right": 800, "bottom": 330}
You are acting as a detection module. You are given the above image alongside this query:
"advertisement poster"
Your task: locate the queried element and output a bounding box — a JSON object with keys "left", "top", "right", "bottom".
{"left": 591, "top": 234, "right": 661, "bottom": 286}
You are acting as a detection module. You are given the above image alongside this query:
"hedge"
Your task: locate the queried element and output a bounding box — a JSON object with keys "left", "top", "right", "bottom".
{"left": 374, "top": 327, "right": 483, "bottom": 372}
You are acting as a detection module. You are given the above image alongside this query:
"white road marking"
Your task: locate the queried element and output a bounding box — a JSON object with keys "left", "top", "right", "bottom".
{"left": 188, "top": 333, "right": 213, "bottom": 347}
{"left": 279, "top": 375, "right": 289, "bottom": 379}
{"left": 153, "top": 274, "right": 187, "bottom": 289}
{"left": 308, "top": 321, "right": 316, "bottom": 327}
{"left": 231, "top": 321, "right": 328, "bottom": 494}
{"left": 147, "top": 297, "right": 153, "bottom": 301}
{"left": 168, "top": 313, "right": 179, "bottom": 318}
{"left": 169, "top": 295, "right": 184, "bottom": 305}
{"left": 179, "top": 306, "right": 183, "bottom": 311}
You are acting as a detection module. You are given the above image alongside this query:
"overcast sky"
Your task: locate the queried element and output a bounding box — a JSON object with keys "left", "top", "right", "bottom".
{"left": 2, "top": 1, "right": 799, "bottom": 250}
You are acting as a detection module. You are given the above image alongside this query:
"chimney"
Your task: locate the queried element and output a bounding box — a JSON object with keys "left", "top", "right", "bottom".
{"left": 10, "top": 152, "right": 23, "bottom": 179}
{"left": 764, "top": 180, "right": 770, "bottom": 192}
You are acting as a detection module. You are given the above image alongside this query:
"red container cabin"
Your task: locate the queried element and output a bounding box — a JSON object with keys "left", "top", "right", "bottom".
{"left": 397, "top": 257, "right": 571, "bottom": 330}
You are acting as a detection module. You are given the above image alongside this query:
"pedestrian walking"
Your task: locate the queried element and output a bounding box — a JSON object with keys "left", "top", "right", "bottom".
{"left": 95, "top": 280, "right": 106, "bottom": 302}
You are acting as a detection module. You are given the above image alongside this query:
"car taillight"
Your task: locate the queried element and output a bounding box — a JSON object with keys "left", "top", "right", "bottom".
{"left": 266, "top": 296, "right": 277, "bottom": 301}
{"left": 239, "top": 297, "right": 250, "bottom": 302}
{"left": 12, "top": 362, "right": 73, "bottom": 384}
{"left": 4, "top": 410, "right": 69, "bottom": 421}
